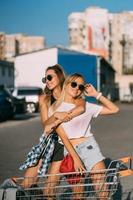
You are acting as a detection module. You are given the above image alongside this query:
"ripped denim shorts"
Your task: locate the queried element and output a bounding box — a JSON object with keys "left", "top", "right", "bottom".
{"left": 64, "top": 136, "right": 105, "bottom": 171}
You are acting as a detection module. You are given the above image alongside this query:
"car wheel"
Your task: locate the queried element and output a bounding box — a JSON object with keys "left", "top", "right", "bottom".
{"left": 26, "top": 103, "right": 36, "bottom": 113}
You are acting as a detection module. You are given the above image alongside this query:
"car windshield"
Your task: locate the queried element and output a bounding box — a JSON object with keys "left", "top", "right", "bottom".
{"left": 8, "top": 88, "right": 14, "bottom": 93}
{"left": 18, "top": 89, "right": 41, "bottom": 95}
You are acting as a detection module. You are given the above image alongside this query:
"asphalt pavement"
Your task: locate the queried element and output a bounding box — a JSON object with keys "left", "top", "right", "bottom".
{"left": 0, "top": 103, "right": 133, "bottom": 199}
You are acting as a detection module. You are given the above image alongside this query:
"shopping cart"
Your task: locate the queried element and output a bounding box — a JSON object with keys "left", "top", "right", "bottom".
{"left": 14, "top": 156, "right": 132, "bottom": 200}
{"left": 0, "top": 157, "right": 132, "bottom": 200}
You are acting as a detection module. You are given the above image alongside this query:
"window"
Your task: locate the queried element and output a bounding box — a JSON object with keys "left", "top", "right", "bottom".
{"left": 18, "top": 88, "right": 42, "bottom": 96}
{"left": 8, "top": 67, "right": 12, "bottom": 77}
{"left": 2, "top": 67, "right": 5, "bottom": 76}
{"left": 122, "top": 35, "right": 133, "bottom": 74}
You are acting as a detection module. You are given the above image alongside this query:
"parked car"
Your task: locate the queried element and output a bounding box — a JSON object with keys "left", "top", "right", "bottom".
{"left": 11, "top": 86, "right": 43, "bottom": 113}
{"left": 0, "top": 85, "right": 26, "bottom": 121}
{"left": 12, "top": 96, "right": 26, "bottom": 114}
{"left": 0, "top": 87, "right": 14, "bottom": 121}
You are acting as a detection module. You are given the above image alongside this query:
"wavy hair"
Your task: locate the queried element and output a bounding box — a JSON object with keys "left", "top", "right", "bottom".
{"left": 43, "top": 64, "right": 66, "bottom": 105}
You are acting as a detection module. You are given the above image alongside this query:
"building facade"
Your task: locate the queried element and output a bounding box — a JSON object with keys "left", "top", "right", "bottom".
{"left": 110, "top": 12, "right": 133, "bottom": 101}
{"left": 0, "top": 33, "right": 45, "bottom": 61}
{"left": 68, "top": 7, "right": 109, "bottom": 58}
{"left": 0, "top": 32, "right": 6, "bottom": 60}
{"left": 0, "top": 60, "right": 14, "bottom": 87}
{"left": 68, "top": 12, "right": 86, "bottom": 51}
{"left": 68, "top": 7, "right": 133, "bottom": 101}
{"left": 14, "top": 46, "right": 117, "bottom": 101}
{"left": 17, "top": 35, "right": 45, "bottom": 54}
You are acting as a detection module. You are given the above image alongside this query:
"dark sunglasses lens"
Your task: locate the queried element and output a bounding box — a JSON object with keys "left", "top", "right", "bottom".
{"left": 42, "top": 77, "right": 46, "bottom": 83}
{"left": 71, "top": 82, "right": 77, "bottom": 88}
{"left": 47, "top": 75, "right": 52, "bottom": 81}
{"left": 42, "top": 75, "right": 53, "bottom": 83}
{"left": 79, "top": 85, "right": 85, "bottom": 91}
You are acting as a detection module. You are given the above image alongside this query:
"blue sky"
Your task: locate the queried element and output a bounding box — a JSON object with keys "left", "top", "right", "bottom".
{"left": 0, "top": 0, "right": 133, "bottom": 46}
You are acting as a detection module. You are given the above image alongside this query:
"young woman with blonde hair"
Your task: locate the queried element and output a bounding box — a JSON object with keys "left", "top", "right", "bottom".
{"left": 44, "top": 73, "right": 119, "bottom": 199}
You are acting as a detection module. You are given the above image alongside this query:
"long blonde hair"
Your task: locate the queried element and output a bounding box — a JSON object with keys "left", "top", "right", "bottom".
{"left": 50, "top": 73, "right": 85, "bottom": 114}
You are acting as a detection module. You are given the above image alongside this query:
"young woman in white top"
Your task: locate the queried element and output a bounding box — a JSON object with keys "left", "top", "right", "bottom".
{"left": 44, "top": 73, "right": 119, "bottom": 199}
{"left": 19, "top": 65, "right": 86, "bottom": 188}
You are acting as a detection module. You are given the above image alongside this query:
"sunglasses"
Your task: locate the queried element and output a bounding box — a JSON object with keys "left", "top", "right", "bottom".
{"left": 42, "top": 74, "right": 53, "bottom": 83}
{"left": 70, "top": 81, "right": 85, "bottom": 91}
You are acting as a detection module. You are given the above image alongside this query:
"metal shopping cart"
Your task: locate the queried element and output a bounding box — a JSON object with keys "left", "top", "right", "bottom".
{"left": 1, "top": 157, "right": 133, "bottom": 200}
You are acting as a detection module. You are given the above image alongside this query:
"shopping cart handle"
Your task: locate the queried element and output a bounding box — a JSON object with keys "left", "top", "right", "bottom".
{"left": 119, "top": 169, "right": 133, "bottom": 177}
{"left": 118, "top": 156, "right": 133, "bottom": 177}
{"left": 119, "top": 156, "right": 133, "bottom": 168}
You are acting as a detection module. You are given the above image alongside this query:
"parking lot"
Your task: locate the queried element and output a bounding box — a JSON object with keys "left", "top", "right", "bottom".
{"left": 0, "top": 102, "right": 133, "bottom": 199}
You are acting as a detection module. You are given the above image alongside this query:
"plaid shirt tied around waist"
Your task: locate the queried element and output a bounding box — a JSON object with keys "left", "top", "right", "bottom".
{"left": 19, "top": 132, "right": 58, "bottom": 176}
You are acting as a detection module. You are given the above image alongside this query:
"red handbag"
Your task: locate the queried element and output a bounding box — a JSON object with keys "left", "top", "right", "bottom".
{"left": 59, "top": 154, "right": 81, "bottom": 184}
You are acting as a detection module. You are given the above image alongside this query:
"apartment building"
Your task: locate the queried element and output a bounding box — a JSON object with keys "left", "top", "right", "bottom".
{"left": 0, "top": 60, "right": 14, "bottom": 87}
{"left": 18, "top": 35, "right": 45, "bottom": 54}
{"left": 0, "top": 33, "right": 46, "bottom": 62}
{"left": 5, "top": 34, "right": 45, "bottom": 60}
{"left": 0, "top": 32, "right": 6, "bottom": 60}
{"left": 0, "top": 32, "right": 45, "bottom": 86}
{"left": 110, "top": 12, "right": 133, "bottom": 101}
{"left": 68, "top": 7, "right": 109, "bottom": 58}
{"left": 68, "top": 12, "right": 86, "bottom": 51}
{"left": 4, "top": 34, "right": 17, "bottom": 59}
{"left": 68, "top": 7, "right": 133, "bottom": 101}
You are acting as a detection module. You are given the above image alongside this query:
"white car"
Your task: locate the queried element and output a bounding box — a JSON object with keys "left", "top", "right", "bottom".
{"left": 11, "top": 86, "right": 43, "bottom": 113}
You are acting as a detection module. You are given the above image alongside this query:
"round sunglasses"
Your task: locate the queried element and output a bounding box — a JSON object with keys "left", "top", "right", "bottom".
{"left": 42, "top": 74, "right": 53, "bottom": 83}
{"left": 70, "top": 81, "right": 85, "bottom": 91}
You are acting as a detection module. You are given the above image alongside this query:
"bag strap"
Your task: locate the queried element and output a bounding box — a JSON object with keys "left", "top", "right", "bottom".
{"left": 84, "top": 121, "right": 90, "bottom": 136}
{"left": 0, "top": 189, "right": 5, "bottom": 200}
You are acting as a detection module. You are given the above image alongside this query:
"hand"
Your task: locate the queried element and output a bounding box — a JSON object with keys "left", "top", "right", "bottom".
{"left": 62, "top": 112, "right": 72, "bottom": 122}
{"left": 44, "top": 124, "right": 54, "bottom": 135}
{"left": 73, "top": 157, "right": 86, "bottom": 174}
{"left": 54, "top": 112, "right": 70, "bottom": 122}
{"left": 84, "top": 84, "right": 99, "bottom": 98}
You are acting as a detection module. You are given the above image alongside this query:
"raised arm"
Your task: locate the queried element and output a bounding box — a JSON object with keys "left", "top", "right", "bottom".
{"left": 85, "top": 84, "right": 119, "bottom": 115}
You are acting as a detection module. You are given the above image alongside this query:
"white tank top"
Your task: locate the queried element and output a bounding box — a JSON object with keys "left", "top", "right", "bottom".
{"left": 55, "top": 101, "right": 103, "bottom": 139}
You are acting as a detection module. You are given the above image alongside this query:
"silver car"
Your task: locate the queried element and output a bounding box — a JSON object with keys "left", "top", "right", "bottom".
{"left": 11, "top": 86, "right": 43, "bottom": 113}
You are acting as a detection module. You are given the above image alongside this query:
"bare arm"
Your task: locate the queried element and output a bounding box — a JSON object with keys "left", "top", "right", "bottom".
{"left": 39, "top": 94, "right": 48, "bottom": 125}
{"left": 44, "top": 98, "right": 86, "bottom": 134}
{"left": 56, "top": 125, "right": 86, "bottom": 173}
{"left": 97, "top": 95, "right": 119, "bottom": 115}
{"left": 39, "top": 94, "right": 62, "bottom": 126}
{"left": 67, "top": 97, "right": 86, "bottom": 119}
{"left": 85, "top": 84, "right": 119, "bottom": 115}
{"left": 39, "top": 96, "right": 85, "bottom": 171}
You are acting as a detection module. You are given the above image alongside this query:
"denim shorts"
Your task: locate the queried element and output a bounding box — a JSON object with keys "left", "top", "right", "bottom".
{"left": 64, "top": 136, "right": 105, "bottom": 171}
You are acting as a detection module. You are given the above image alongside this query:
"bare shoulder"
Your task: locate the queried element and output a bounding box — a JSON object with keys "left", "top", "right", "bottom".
{"left": 75, "top": 97, "right": 85, "bottom": 105}
{"left": 39, "top": 94, "right": 48, "bottom": 106}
